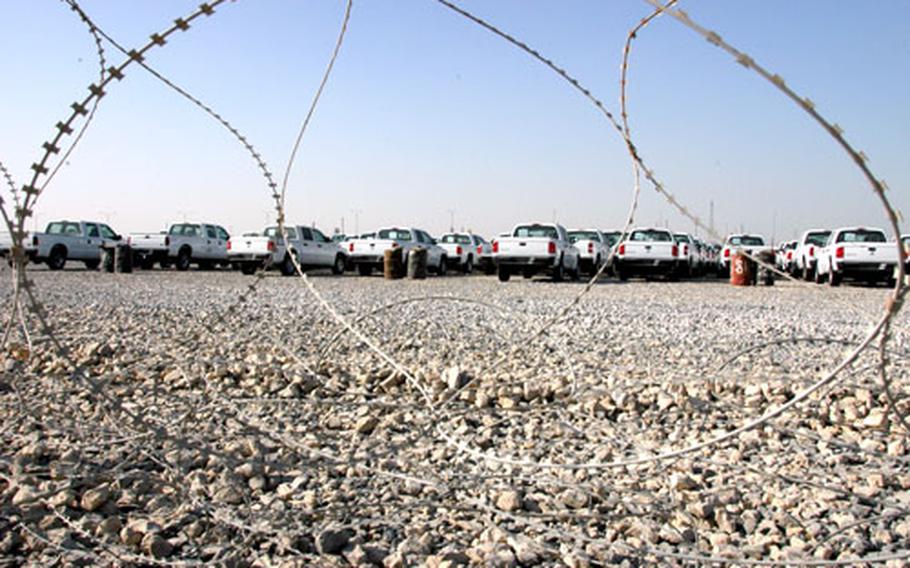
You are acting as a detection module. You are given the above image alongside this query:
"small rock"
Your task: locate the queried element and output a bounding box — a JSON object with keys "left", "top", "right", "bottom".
{"left": 142, "top": 533, "right": 173, "bottom": 559}
{"left": 355, "top": 415, "right": 380, "bottom": 435}
{"left": 80, "top": 485, "right": 111, "bottom": 512}
{"left": 317, "top": 527, "right": 352, "bottom": 555}
{"left": 442, "top": 366, "right": 469, "bottom": 391}
{"left": 495, "top": 490, "right": 522, "bottom": 512}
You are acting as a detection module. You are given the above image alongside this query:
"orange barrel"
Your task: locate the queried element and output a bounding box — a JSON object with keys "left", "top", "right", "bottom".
{"left": 730, "top": 251, "right": 752, "bottom": 286}
{"left": 383, "top": 247, "right": 404, "bottom": 280}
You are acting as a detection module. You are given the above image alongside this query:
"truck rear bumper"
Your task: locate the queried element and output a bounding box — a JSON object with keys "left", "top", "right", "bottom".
{"left": 496, "top": 256, "right": 555, "bottom": 269}
{"left": 837, "top": 262, "right": 897, "bottom": 280}
{"left": 616, "top": 258, "right": 677, "bottom": 274}
{"left": 229, "top": 253, "right": 272, "bottom": 263}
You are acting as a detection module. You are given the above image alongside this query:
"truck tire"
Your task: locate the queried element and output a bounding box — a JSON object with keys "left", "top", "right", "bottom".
{"left": 814, "top": 268, "right": 824, "bottom": 285}
{"left": 176, "top": 248, "right": 192, "bottom": 271}
{"left": 552, "top": 259, "right": 565, "bottom": 282}
{"left": 358, "top": 264, "right": 373, "bottom": 277}
{"left": 331, "top": 254, "right": 345, "bottom": 275}
{"left": 463, "top": 256, "right": 473, "bottom": 274}
{"left": 803, "top": 265, "right": 814, "bottom": 282}
{"left": 616, "top": 266, "right": 628, "bottom": 282}
{"left": 828, "top": 270, "right": 842, "bottom": 287}
{"left": 84, "top": 259, "right": 100, "bottom": 270}
{"left": 437, "top": 257, "right": 448, "bottom": 276}
{"left": 280, "top": 254, "right": 296, "bottom": 276}
{"left": 498, "top": 265, "right": 511, "bottom": 282}
{"left": 240, "top": 263, "right": 257, "bottom": 275}
{"left": 47, "top": 246, "right": 67, "bottom": 271}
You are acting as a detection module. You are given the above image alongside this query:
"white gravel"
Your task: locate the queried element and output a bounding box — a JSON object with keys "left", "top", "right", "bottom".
{"left": 1, "top": 267, "right": 908, "bottom": 566}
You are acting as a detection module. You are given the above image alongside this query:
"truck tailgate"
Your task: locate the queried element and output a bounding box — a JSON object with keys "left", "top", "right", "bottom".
{"left": 840, "top": 243, "right": 899, "bottom": 263}
{"left": 128, "top": 233, "right": 168, "bottom": 250}
{"left": 229, "top": 236, "right": 273, "bottom": 256}
{"left": 498, "top": 237, "right": 554, "bottom": 257}
{"left": 623, "top": 242, "right": 674, "bottom": 260}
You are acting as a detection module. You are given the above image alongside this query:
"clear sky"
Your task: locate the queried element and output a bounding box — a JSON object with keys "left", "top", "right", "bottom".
{"left": 1, "top": 1, "right": 907, "bottom": 242}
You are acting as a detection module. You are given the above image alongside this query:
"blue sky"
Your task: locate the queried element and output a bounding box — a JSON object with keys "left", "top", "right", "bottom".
{"left": 0, "top": 1, "right": 907, "bottom": 242}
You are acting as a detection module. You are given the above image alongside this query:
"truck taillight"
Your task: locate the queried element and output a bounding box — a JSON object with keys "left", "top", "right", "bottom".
{"left": 492, "top": 241, "right": 499, "bottom": 253}
{"left": 548, "top": 241, "right": 556, "bottom": 255}
{"left": 477, "top": 245, "right": 483, "bottom": 255}
{"left": 618, "top": 244, "right": 625, "bottom": 255}
{"left": 835, "top": 246, "right": 844, "bottom": 259}
{"left": 723, "top": 248, "right": 730, "bottom": 258}
{"left": 671, "top": 245, "right": 678, "bottom": 257}
{"left": 787, "top": 251, "right": 792, "bottom": 260}
{"left": 226, "top": 240, "right": 231, "bottom": 251}
{"left": 349, "top": 242, "right": 355, "bottom": 252}
{"left": 682, "top": 244, "right": 688, "bottom": 256}
{"left": 267, "top": 240, "right": 275, "bottom": 252}
{"left": 809, "top": 246, "right": 814, "bottom": 257}
{"left": 456, "top": 245, "right": 462, "bottom": 255}
{"left": 587, "top": 242, "right": 593, "bottom": 254}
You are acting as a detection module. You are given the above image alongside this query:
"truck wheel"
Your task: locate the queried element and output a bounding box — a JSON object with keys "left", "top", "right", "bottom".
{"left": 331, "top": 254, "right": 345, "bottom": 275}
{"left": 84, "top": 260, "right": 100, "bottom": 270}
{"left": 552, "top": 260, "right": 565, "bottom": 282}
{"left": 814, "top": 269, "right": 824, "bottom": 285}
{"left": 463, "top": 256, "right": 474, "bottom": 274}
{"left": 47, "top": 246, "right": 67, "bottom": 271}
{"left": 280, "top": 254, "right": 296, "bottom": 276}
{"left": 828, "top": 270, "right": 842, "bottom": 287}
{"left": 437, "top": 257, "right": 448, "bottom": 276}
{"left": 358, "top": 264, "right": 373, "bottom": 277}
{"left": 617, "top": 267, "right": 628, "bottom": 282}
{"left": 176, "top": 248, "right": 191, "bottom": 271}
{"left": 240, "top": 263, "right": 257, "bottom": 275}
{"left": 497, "top": 265, "right": 511, "bottom": 282}
{"left": 803, "top": 265, "right": 814, "bottom": 282}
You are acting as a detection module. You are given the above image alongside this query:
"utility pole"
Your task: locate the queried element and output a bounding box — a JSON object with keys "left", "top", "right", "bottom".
{"left": 340, "top": 216, "right": 345, "bottom": 235}
{"left": 447, "top": 209, "right": 455, "bottom": 233}
{"left": 709, "top": 200, "right": 715, "bottom": 236}
{"left": 350, "top": 209, "right": 362, "bottom": 235}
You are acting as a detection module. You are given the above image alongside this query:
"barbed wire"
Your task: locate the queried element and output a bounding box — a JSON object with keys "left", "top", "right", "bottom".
{"left": 1, "top": 0, "right": 907, "bottom": 566}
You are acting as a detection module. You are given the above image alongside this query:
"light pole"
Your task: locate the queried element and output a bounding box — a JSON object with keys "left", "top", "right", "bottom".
{"left": 350, "top": 209, "right": 362, "bottom": 235}
{"left": 447, "top": 209, "right": 455, "bottom": 233}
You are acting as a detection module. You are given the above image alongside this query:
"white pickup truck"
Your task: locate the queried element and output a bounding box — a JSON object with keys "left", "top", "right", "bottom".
{"left": 130, "top": 223, "right": 230, "bottom": 271}
{"left": 673, "top": 232, "right": 697, "bottom": 277}
{"left": 568, "top": 229, "right": 607, "bottom": 277}
{"left": 127, "top": 231, "right": 170, "bottom": 269}
{"left": 439, "top": 232, "right": 477, "bottom": 273}
{"left": 228, "top": 225, "right": 346, "bottom": 276}
{"left": 794, "top": 229, "right": 831, "bottom": 281}
{"left": 815, "top": 227, "right": 899, "bottom": 286}
{"left": 470, "top": 234, "right": 496, "bottom": 275}
{"left": 347, "top": 227, "right": 447, "bottom": 276}
{"left": 718, "top": 234, "right": 772, "bottom": 278}
{"left": 32, "top": 220, "right": 121, "bottom": 270}
{"left": 613, "top": 227, "right": 679, "bottom": 281}
{"left": 494, "top": 222, "right": 580, "bottom": 282}
{"left": 0, "top": 230, "right": 37, "bottom": 264}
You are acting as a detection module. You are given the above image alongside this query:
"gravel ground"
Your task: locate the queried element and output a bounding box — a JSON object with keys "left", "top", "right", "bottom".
{"left": 1, "top": 266, "right": 909, "bottom": 566}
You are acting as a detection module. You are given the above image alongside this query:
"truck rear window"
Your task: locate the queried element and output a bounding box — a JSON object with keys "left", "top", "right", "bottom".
{"left": 514, "top": 225, "right": 557, "bottom": 239}
{"left": 601, "top": 232, "right": 622, "bottom": 246}
{"left": 169, "top": 224, "right": 201, "bottom": 237}
{"left": 441, "top": 234, "right": 471, "bottom": 244}
{"left": 46, "top": 222, "right": 81, "bottom": 235}
{"left": 568, "top": 231, "right": 600, "bottom": 243}
{"left": 378, "top": 229, "right": 412, "bottom": 241}
{"left": 836, "top": 230, "right": 886, "bottom": 243}
{"left": 728, "top": 236, "right": 764, "bottom": 246}
{"left": 264, "top": 227, "right": 298, "bottom": 239}
{"left": 673, "top": 234, "right": 691, "bottom": 244}
{"left": 630, "top": 230, "right": 671, "bottom": 242}
{"left": 805, "top": 232, "right": 830, "bottom": 246}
